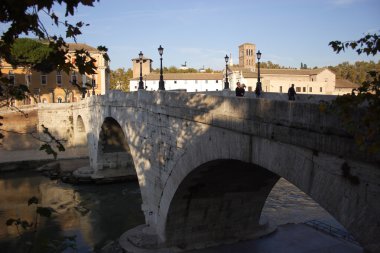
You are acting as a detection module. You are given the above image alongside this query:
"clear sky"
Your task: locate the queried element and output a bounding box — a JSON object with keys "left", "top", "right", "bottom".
{"left": 3, "top": 0, "right": 380, "bottom": 70}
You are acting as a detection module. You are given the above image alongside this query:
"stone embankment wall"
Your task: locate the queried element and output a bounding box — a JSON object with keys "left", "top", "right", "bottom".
{"left": 0, "top": 101, "right": 89, "bottom": 163}
{"left": 0, "top": 106, "right": 39, "bottom": 150}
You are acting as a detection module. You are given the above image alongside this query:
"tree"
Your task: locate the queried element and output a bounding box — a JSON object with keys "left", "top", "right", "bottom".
{"left": 0, "top": 0, "right": 108, "bottom": 158}
{"left": 329, "top": 32, "right": 380, "bottom": 154}
{"left": 110, "top": 68, "right": 133, "bottom": 92}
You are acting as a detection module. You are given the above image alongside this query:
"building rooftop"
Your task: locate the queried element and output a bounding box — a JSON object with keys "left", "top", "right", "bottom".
{"left": 229, "top": 67, "right": 328, "bottom": 77}
{"left": 131, "top": 72, "right": 223, "bottom": 81}
{"left": 68, "top": 43, "right": 99, "bottom": 52}
{"left": 335, "top": 78, "right": 360, "bottom": 89}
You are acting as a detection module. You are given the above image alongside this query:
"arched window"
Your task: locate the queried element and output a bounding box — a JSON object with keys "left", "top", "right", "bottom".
{"left": 57, "top": 97, "right": 62, "bottom": 103}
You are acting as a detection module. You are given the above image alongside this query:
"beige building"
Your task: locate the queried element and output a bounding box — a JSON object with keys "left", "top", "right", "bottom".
{"left": 0, "top": 43, "right": 110, "bottom": 106}
{"left": 230, "top": 43, "right": 358, "bottom": 95}
{"left": 239, "top": 43, "right": 256, "bottom": 69}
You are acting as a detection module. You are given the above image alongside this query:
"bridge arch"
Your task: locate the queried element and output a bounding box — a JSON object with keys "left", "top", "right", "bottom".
{"left": 156, "top": 132, "right": 371, "bottom": 249}
{"left": 97, "top": 117, "right": 136, "bottom": 175}
{"left": 165, "top": 159, "right": 279, "bottom": 247}
{"left": 74, "top": 115, "right": 87, "bottom": 146}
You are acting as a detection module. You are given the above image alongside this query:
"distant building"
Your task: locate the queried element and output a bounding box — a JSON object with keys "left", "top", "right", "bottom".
{"left": 130, "top": 42, "right": 358, "bottom": 94}
{"left": 334, "top": 78, "right": 360, "bottom": 95}
{"left": 130, "top": 57, "right": 223, "bottom": 92}
{"left": 179, "top": 62, "right": 188, "bottom": 71}
{"left": 130, "top": 72, "right": 223, "bottom": 92}
{"left": 1, "top": 43, "right": 110, "bottom": 106}
{"left": 229, "top": 42, "right": 358, "bottom": 95}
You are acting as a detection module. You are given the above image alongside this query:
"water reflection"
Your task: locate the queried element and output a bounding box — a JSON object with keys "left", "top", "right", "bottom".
{"left": 0, "top": 171, "right": 346, "bottom": 252}
{"left": 0, "top": 170, "right": 144, "bottom": 252}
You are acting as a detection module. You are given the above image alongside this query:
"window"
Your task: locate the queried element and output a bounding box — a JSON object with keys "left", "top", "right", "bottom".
{"left": 57, "top": 97, "right": 62, "bottom": 103}
{"left": 23, "top": 97, "right": 31, "bottom": 105}
{"left": 26, "top": 74, "right": 31, "bottom": 86}
{"left": 82, "top": 74, "right": 86, "bottom": 87}
{"left": 216, "top": 80, "right": 218, "bottom": 83}
{"left": 41, "top": 74, "right": 47, "bottom": 85}
{"left": 279, "top": 86, "right": 283, "bottom": 93}
{"left": 320, "top": 87, "right": 323, "bottom": 92}
{"left": 71, "top": 72, "right": 77, "bottom": 84}
{"left": 296, "top": 87, "right": 301, "bottom": 92}
{"left": 174, "top": 80, "right": 177, "bottom": 84}
{"left": 303, "top": 87, "right": 306, "bottom": 92}
{"left": 309, "top": 87, "right": 312, "bottom": 92}
{"left": 8, "top": 71, "right": 15, "bottom": 85}
{"left": 56, "top": 71, "right": 62, "bottom": 86}
{"left": 91, "top": 74, "right": 96, "bottom": 88}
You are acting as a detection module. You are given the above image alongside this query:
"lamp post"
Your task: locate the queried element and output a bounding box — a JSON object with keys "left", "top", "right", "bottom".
{"left": 256, "top": 50, "right": 262, "bottom": 97}
{"left": 224, "top": 54, "right": 229, "bottom": 89}
{"left": 158, "top": 45, "right": 165, "bottom": 90}
{"left": 138, "top": 51, "right": 144, "bottom": 90}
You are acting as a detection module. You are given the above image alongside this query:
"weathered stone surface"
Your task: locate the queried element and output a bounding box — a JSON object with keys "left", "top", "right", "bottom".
{"left": 6, "top": 90, "right": 378, "bottom": 252}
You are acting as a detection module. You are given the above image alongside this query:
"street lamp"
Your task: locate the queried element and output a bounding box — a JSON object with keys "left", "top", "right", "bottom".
{"left": 158, "top": 45, "right": 165, "bottom": 90}
{"left": 256, "top": 50, "right": 262, "bottom": 97}
{"left": 224, "top": 54, "right": 229, "bottom": 90}
{"left": 138, "top": 51, "right": 144, "bottom": 90}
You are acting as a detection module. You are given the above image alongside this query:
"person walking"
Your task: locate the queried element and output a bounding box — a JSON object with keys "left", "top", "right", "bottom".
{"left": 288, "top": 84, "right": 296, "bottom": 101}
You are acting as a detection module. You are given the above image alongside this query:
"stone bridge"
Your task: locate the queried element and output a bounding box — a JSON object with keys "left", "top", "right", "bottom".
{"left": 42, "top": 91, "right": 379, "bottom": 252}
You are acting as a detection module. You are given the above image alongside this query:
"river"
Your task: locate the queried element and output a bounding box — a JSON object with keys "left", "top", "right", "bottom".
{"left": 0, "top": 169, "right": 348, "bottom": 252}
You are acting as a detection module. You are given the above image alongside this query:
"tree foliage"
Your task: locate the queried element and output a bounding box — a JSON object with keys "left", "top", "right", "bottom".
{"left": 110, "top": 68, "right": 133, "bottom": 91}
{"left": 329, "top": 32, "right": 380, "bottom": 155}
{"left": 259, "top": 61, "right": 292, "bottom": 69}
{"left": 0, "top": 0, "right": 107, "bottom": 158}
{"left": 328, "top": 60, "right": 380, "bottom": 85}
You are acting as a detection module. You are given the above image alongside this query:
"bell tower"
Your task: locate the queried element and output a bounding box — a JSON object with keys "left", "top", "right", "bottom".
{"left": 132, "top": 57, "right": 153, "bottom": 78}
{"left": 239, "top": 43, "right": 256, "bottom": 69}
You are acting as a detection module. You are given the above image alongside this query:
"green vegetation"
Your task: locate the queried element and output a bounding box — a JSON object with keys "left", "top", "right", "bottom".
{"left": 328, "top": 60, "right": 380, "bottom": 85}
{"left": 329, "top": 32, "right": 380, "bottom": 154}
{"left": 110, "top": 68, "right": 133, "bottom": 92}
{"left": 0, "top": 0, "right": 106, "bottom": 158}
{"left": 152, "top": 66, "right": 217, "bottom": 73}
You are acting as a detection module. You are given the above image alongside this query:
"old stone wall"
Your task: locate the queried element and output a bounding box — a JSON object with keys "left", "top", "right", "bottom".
{"left": 0, "top": 106, "right": 39, "bottom": 150}
{"left": 87, "top": 91, "right": 378, "bottom": 251}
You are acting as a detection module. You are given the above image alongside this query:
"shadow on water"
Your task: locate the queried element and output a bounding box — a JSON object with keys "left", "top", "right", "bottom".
{"left": 0, "top": 169, "right": 144, "bottom": 253}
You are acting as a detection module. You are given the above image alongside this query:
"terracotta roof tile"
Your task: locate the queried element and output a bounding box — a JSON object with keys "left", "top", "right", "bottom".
{"left": 68, "top": 43, "right": 98, "bottom": 52}
{"left": 335, "top": 78, "right": 360, "bottom": 88}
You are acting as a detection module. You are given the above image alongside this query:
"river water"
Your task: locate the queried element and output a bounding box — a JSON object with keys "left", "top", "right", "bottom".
{"left": 0, "top": 170, "right": 344, "bottom": 253}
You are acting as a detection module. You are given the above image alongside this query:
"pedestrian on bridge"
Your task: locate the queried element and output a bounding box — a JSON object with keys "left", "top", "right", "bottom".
{"left": 288, "top": 84, "right": 296, "bottom": 101}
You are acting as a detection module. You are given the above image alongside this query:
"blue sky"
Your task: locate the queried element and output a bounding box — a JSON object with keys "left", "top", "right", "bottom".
{"left": 3, "top": 0, "right": 380, "bottom": 70}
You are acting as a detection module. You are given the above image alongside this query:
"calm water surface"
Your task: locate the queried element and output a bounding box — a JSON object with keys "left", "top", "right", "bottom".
{"left": 0, "top": 170, "right": 342, "bottom": 252}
